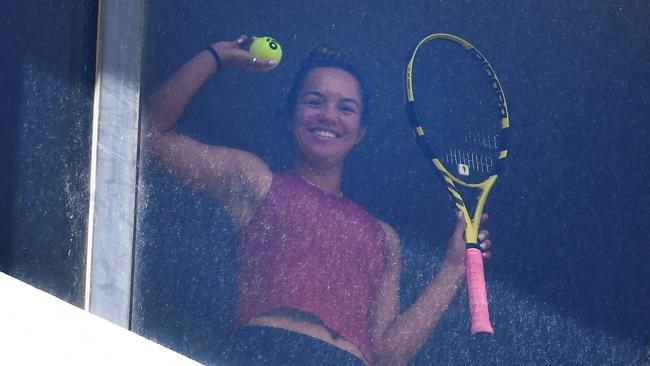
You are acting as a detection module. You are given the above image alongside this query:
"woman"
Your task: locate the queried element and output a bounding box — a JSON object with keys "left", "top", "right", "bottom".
{"left": 144, "top": 35, "right": 492, "bottom": 366}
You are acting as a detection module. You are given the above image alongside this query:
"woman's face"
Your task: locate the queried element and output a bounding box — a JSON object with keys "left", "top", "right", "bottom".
{"left": 290, "top": 67, "right": 366, "bottom": 169}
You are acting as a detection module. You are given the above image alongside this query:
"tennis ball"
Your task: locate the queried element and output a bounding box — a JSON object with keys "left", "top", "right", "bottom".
{"left": 249, "top": 36, "right": 282, "bottom": 69}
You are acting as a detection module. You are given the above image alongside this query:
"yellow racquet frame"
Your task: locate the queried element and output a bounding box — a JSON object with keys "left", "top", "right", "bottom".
{"left": 404, "top": 33, "right": 510, "bottom": 335}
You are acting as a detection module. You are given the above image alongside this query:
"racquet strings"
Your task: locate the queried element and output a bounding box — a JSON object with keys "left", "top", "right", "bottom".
{"left": 412, "top": 40, "right": 502, "bottom": 187}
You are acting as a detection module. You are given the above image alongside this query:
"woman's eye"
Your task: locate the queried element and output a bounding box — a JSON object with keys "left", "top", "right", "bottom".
{"left": 340, "top": 105, "right": 356, "bottom": 114}
{"left": 306, "top": 99, "right": 321, "bottom": 107}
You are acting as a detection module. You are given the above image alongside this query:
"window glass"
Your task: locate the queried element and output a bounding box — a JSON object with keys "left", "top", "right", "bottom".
{"left": 133, "top": 1, "right": 650, "bottom": 364}
{"left": 0, "top": 1, "right": 97, "bottom": 307}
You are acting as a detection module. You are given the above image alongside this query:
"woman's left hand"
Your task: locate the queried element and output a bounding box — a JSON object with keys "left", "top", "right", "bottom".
{"left": 445, "top": 213, "right": 493, "bottom": 266}
{"left": 477, "top": 216, "right": 492, "bottom": 261}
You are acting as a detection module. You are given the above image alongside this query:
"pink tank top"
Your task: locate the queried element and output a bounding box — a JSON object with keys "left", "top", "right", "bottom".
{"left": 235, "top": 171, "right": 387, "bottom": 365}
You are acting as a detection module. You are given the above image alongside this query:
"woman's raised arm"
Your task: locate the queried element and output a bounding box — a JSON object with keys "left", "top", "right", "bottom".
{"left": 142, "top": 35, "right": 277, "bottom": 230}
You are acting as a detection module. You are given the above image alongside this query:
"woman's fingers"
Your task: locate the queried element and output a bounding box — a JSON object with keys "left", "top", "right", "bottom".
{"left": 478, "top": 229, "right": 489, "bottom": 241}
{"left": 477, "top": 215, "right": 492, "bottom": 260}
{"left": 235, "top": 34, "right": 255, "bottom": 49}
{"left": 479, "top": 234, "right": 492, "bottom": 261}
{"left": 211, "top": 35, "right": 277, "bottom": 72}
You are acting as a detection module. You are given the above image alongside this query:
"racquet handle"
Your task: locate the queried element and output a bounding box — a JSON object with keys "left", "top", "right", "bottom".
{"left": 465, "top": 247, "right": 494, "bottom": 335}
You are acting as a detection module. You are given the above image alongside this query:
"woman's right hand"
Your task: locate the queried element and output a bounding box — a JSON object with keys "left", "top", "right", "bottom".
{"left": 209, "top": 35, "right": 277, "bottom": 72}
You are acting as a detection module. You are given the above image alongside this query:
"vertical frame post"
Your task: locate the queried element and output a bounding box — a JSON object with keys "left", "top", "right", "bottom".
{"left": 85, "top": 0, "right": 145, "bottom": 328}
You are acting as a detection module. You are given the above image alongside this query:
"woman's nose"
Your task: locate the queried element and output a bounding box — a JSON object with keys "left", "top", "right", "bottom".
{"left": 317, "top": 107, "right": 336, "bottom": 124}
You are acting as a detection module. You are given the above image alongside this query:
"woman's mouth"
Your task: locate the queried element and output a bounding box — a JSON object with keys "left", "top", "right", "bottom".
{"left": 308, "top": 128, "right": 341, "bottom": 139}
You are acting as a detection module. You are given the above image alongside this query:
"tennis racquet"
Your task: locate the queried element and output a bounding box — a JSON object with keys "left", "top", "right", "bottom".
{"left": 404, "top": 33, "right": 509, "bottom": 335}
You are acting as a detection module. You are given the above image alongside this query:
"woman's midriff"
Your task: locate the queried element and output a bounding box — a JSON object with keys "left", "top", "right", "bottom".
{"left": 245, "top": 311, "right": 370, "bottom": 366}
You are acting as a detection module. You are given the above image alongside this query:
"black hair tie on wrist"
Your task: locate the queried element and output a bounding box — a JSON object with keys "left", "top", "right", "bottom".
{"left": 204, "top": 46, "right": 223, "bottom": 71}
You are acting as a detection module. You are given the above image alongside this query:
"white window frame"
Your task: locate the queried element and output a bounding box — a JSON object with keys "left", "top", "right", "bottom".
{"left": 84, "top": 0, "right": 145, "bottom": 328}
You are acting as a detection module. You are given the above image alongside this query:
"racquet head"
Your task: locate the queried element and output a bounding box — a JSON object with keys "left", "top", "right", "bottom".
{"left": 406, "top": 34, "right": 508, "bottom": 179}
{"left": 405, "top": 33, "right": 509, "bottom": 240}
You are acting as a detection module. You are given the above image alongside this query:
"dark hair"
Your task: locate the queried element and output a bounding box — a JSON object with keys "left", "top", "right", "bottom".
{"left": 285, "top": 46, "right": 370, "bottom": 124}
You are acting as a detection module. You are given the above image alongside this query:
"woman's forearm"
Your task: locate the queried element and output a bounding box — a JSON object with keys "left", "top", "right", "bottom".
{"left": 145, "top": 48, "right": 219, "bottom": 134}
{"left": 377, "top": 259, "right": 465, "bottom": 366}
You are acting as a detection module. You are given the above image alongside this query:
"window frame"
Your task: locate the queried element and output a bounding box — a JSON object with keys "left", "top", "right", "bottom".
{"left": 84, "top": 0, "right": 145, "bottom": 328}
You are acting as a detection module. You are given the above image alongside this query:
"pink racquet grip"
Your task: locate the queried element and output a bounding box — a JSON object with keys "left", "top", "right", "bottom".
{"left": 466, "top": 248, "right": 494, "bottom": 335}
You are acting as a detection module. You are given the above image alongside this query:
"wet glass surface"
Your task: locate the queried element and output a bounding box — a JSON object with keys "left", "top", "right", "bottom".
{"left": 133, "top": 1, "right": 650, "bottom": 364}
{"left": 0, "top": 1, "right": 97, "bottom": 307}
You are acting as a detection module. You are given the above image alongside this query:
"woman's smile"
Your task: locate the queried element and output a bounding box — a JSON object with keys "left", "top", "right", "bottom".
{"left": 308, "top": 127, "right": 340, "bottom": 139}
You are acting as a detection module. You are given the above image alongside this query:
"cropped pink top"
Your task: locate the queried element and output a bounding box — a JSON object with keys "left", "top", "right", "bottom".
{"left": 235, "top": 171, "right": 388, "bottom": 365}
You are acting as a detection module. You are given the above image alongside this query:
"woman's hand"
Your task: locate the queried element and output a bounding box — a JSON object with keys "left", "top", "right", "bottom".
{"left": 209, "top": 35, "right": 277, "bottom": 72}
{"left": 445, "top": 213, "right": 493, "bottom": 266}
{"left": 477, "top": 215, "right": 492, "bottom": 261}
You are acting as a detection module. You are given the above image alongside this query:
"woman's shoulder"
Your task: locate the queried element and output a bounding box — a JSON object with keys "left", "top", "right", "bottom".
{"left": 377, "top": 221, "right": 400, "bottom": 248}
{"left": 375, "top": 220, "right": 402, "bottom": 271}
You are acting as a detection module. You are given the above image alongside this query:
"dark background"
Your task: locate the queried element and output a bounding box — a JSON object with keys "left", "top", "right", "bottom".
{"left": 0, "top": 1, "right": 97, "bottom": 307}
{"left": 134, "top": 0, "right": 650, "bottom": 364}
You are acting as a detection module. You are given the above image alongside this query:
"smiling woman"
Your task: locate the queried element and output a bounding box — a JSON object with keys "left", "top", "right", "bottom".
{"left": 142, "top": 34, "right": 493, "bottom": 366}
{"left": 290, "top": 68, "right": 367, "bottom": 193}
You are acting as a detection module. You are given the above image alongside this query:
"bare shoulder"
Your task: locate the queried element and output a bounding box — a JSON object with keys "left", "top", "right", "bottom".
{"left": 146, "top": 130, "right": 273, "bottom": 206}
{"left": 378, "top": 221, "right": 402, "bottom": 263}
{"left": 151, "top": 133, "right": 273, "bottom": 230}
{"left": 215, "top": 147, "right": 273, "bottom": 230}
{"left": 232, "top": 148, "right": 273, "bottom": 202}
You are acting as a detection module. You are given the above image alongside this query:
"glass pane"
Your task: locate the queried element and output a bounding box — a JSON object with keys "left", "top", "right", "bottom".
{"left": 0, "top": 1, "right": 98, "bottom": 307}
{"left": 133, "top": 1, "right": 650, "bottom": 365}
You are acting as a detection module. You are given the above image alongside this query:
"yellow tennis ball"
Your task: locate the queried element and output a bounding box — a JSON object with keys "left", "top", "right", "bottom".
{"left": 249, "top": 36, "right": 282, "bottom": 69}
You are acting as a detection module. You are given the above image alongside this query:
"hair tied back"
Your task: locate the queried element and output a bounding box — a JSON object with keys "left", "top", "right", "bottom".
{"left": 303, "top": 46, "right": 344, "bottom": 66}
